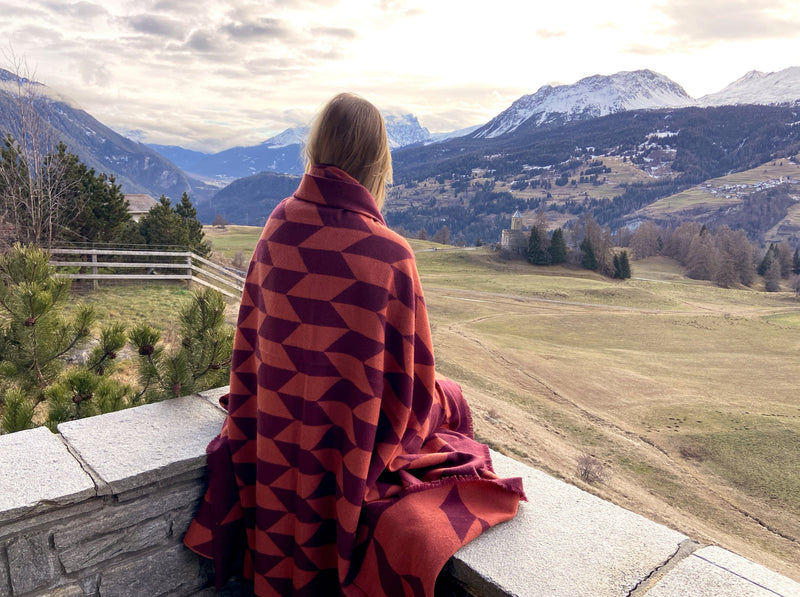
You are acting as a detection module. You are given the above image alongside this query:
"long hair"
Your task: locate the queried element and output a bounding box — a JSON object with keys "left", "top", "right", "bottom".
{"left": 305, "top": 93, "right": 393, "bottom": 208}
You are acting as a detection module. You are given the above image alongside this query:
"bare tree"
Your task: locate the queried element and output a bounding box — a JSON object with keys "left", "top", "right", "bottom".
{"left": 0, "top": 51, "right": 79, "bottom": 248}
{"left": 630, "top": 221, "right": 661, "bottom": 259}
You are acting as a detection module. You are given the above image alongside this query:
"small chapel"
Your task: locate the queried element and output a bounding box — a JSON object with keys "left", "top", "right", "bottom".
{"left": 500, "top": 210, "right": 526, "bottom": 253}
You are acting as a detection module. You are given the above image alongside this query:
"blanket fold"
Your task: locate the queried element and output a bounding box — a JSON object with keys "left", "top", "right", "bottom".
{"left": 184, "top": 165, "right": 524, "bottom": 596}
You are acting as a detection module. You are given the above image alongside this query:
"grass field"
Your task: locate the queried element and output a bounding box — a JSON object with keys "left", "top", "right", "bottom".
{"left": 62, "top": 232, "right": 800, "bottom": 581}
{"left": 415, "top": 249, "right": 800, "bottom": 581}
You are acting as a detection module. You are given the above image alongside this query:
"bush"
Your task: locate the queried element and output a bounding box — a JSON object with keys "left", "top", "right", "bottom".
{"left": 577, "top": 454, "right": 609, "bottom": 484}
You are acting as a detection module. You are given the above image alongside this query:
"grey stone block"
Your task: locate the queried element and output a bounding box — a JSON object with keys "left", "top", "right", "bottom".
{"left": 0, "top": 547, "right": 10, "bottom": 596}
{"left": 694, "top": 546, "right": 800, "bottom": 596}
{"left": 7, "top": 532, "right": 60, "bottom": 594}
{"left": 197, "top": 386, "right": 229, "bottom": 412}
{"left": 58, "top": 396, "right": 225, "bottom": 495}
{"left": 451, "top": 450, "right": 688, "bottom": 597}
{"left": 33, "top": 582, "right": 87, "bottom": 596}
{"left": 0, "top": 500, "right": 103, "bottom": 541}
{"left": 54, "top": 482, "right": 203, "bottom": 549}
{"left": 115, "top": 469, "right": 205, "bottom": 503}
{"left": 98, "top": 543, "right": 211, "bottom": 596}
{"left": 645, "top": 546, "right": 800, "bottom": 597}
{"left": 0, "top": 426, "right": 96, "bottom": 523}
{"left": 58, "top": 516, "right": 170, "bottom": 573}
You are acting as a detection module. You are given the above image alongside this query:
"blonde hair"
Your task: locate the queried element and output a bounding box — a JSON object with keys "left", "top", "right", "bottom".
{"left": 305, "top": 93, "right": 393, "bottom": 208}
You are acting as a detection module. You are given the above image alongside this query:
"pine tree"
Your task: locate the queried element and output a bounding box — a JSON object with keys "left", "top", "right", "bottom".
{"left": 580, "top": 237, "right": 598, "bottom": 270}
{"left": 138, "top": 196, "right": 189, "bottom": 249}
{"left": 548, "top": 228, "right": 568, "bottom": 264}
{"left": 619, "top": 251, "right": 631, "bottom": 279}
{"left": 0, "top": 244, "right": 94, "bottom": 397}
{"left": 758, "top": 244, "right": 777, "bottom": 276}
{"left": 176, "top": 192, "right": 211, "bottom": 256}
{"left": 793, "top": 248, "right": 800, "bottom": 275}
{"left": 527, "top": 227, "right": 550, "bottom": 265}
{"left": 613, "top": 254, "right": 621, "bottom": 278}
{"left": 129, "top": 289, "right": 233, "bottom": 402}
{"left": 0, "top": 244, "right": 130, "bottom": 432}
{"left": 765, "top": 259, "right": 782, "bottom": 292}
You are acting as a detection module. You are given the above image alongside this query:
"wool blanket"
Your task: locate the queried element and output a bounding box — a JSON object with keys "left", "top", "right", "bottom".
{"left": 184, "top": 165, "right": 525, "bottom": 596}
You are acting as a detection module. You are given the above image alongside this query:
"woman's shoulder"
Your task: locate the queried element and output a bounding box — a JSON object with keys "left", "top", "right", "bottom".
{"left": 351, "top": 219, "right": 417, "bottom": 267}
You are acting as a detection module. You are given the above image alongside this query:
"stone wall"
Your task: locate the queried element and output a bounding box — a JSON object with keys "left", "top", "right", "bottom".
{"left": 1, "top": 389, "right": 798, "bottom": 597}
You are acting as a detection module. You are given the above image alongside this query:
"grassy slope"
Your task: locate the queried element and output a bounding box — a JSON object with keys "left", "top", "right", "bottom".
{"left": 416, "top": 249, "right": 800, "bottom": 580}
{"left": 637, "top": 155, "right": 800, "bottom": 218}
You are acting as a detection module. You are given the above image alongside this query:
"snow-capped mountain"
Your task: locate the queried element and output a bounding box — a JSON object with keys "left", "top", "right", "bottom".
{"left": 698, "top": 67, "right": 800, "bottom": 107}
{"left": 383, "top": 112, "right": 430, "bottom": 148}
{"left": 262, "top": 127, "right": 309, "bottom": 148}
{"left": 426, "top": 124, "right": 482, "bottom": 144}
{"left": 474, "top": 69, "right": 695, "bottom": 139}
{"left": 150, "top": 113, "right": 431, "bottom": 181}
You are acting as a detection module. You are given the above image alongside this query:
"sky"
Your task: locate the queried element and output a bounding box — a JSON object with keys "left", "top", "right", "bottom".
{"left": 1, "top": 0, "right": 799, "bottom": 152}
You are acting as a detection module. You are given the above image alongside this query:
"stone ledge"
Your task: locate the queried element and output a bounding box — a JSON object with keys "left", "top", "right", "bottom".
{"left": 0, "top": 426, "right": 96, "bottom": 524}
{"left": 450, "top": 451, "right": 800, "bottom": 596}
{"left": 57, "top": 394, "right": 225, "bottom": 495}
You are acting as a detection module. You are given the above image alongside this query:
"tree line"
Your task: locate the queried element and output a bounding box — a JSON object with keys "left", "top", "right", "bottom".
{"left": 0, "top": 134, "right": 209, "bottom": 254}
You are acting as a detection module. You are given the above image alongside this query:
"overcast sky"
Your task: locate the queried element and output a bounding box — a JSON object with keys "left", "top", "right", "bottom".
{"left": 1, "top": 0, "right": 799, "bottom": 152}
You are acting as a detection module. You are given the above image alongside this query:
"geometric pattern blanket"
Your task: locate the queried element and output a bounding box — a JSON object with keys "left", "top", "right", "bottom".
{"left": 184, "top": 165, "right": 525, "bottom": 596}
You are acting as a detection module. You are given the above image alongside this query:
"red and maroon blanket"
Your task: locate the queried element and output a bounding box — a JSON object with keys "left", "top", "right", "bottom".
{"left": 184, "top": 165, "right": 525, "bottom": 596}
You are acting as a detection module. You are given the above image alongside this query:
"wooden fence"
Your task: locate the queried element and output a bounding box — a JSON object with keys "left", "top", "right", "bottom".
{"left": 49, "top": 248, "right": 245, "bottom": 299}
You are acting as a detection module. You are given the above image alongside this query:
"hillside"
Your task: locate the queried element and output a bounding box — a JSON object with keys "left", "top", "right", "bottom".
{"left": 0, "top": 69, "right": 195, "bottom": 200}
{"left": 199, "top": 171, "right": 300, "bottom": 225}
{"left": 385, "top": 105, "right": 800, "bottom": 245}
{"left": 414, "top": 249, "right": 800, "bottom": 582}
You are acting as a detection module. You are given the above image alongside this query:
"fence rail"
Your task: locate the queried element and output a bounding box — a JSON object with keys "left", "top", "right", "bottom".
{"left": 49, "top": 248, "right": 245, "bottom": 299}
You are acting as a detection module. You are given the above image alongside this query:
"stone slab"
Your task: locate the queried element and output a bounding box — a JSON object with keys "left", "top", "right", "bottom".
{"left": 58, "top": 395, "right": 225, "bottom": 495}
{"left": 646, "top": 546, "right": 800, "bottom": 597}
{"left": 0, "top": 426, "right": 96, "bottom": 523}
{"left": 197, "top": 386, "right": 229, "bottom": 413}
{"left": 451, "top": 450, "right": 688, "bottom": 597}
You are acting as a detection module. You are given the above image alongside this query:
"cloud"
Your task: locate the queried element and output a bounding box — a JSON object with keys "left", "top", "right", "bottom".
{"left": 536, "top": 29, "right": 566, "bottom": 40}
{"left": 183, "top": 29, "right": 229, "bottom": 54}
{"left": 125, "top": 14, "right": 186, "bottom": 39}
{"left": 622, "top": 42, "right": 679, "bottom": 56}
{"left": 656, "top": 0, "right": 800, "bottom": 45}
{"left": 375, "top": 0, "right": 423, "bottom": 18}
{"left": 40, "top": 1, "right": 108, "bottom": 20}
{"left": 310, "top": 26, "right": 358, "bottom": 40}
{"left": 221, "top": 18, "right": 293, "bottom": 41}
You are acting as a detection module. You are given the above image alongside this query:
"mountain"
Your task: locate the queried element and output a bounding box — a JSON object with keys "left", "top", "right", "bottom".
{"left": 473, "top": 69, "right": 695, "bottom": 139}
{"left": 146, "top": 144, "right": 210, "bottom": 173}
{"left": 150, "top": 111, "right": 432, "bottom": 181}
{"left": 384, "top": 112, "right": 430, "bottom": 148}
{"left": 199, "top": 171, "right": 301, "bottom": 226}
{"left": 0, "top": 68, "right": 194, "bottom": 200}
{"left": 178, "top": 132, "right": 307, "bottom": 182}
{"left": 699, "top": 67, "right": 800, "bottom": 107}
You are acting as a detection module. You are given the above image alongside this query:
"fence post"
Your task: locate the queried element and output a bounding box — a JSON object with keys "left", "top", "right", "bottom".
{"left": 91, "top": 251, "right": 99, "bottom": 290}
{"left": 187, "top": 253, "right": 193, "bottom": 289}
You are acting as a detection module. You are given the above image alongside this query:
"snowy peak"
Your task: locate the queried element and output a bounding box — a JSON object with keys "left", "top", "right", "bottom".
{"left": 261, "top": 127, "right": 309, "bottom": 148}
{"left": 474, "top": 69, "right": 694, "bottom": 139}
{"left": 699, "top": 66, "right": 800, "bottom": 107}
{"left": 258, "top": 113, "right": 430, "bottom": 151}
{"left": 383, "top": 112, "right": 430, "bottom": 148}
